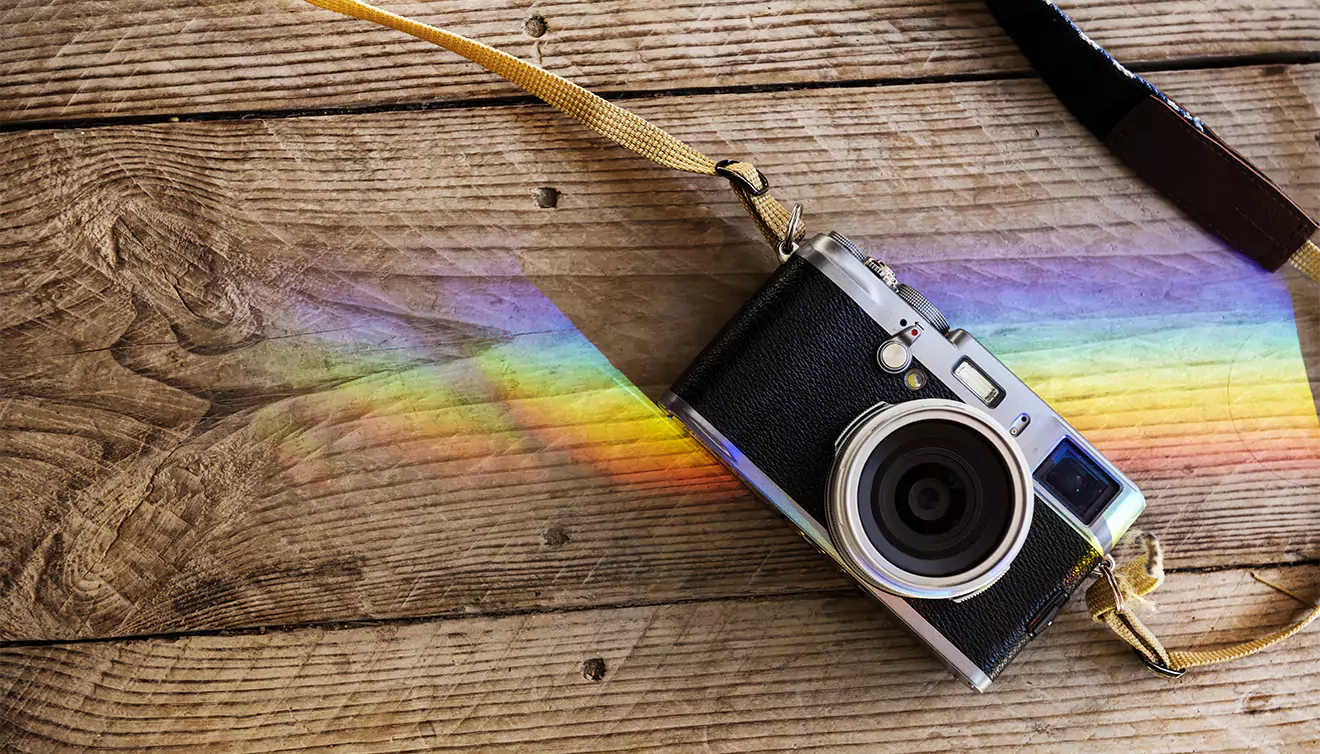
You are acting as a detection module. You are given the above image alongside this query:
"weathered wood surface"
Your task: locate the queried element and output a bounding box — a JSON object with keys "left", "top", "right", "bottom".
{"left": 4, "top": 0, "right": 1320, "bottom": 124}
{"left": 3, "top": 3, "right": 1320, "bottom": 750}
{"left": 2, "top": 565, "right": 1317, "bottom": 752}
{"left": 2, "top": 64, "right": 1319, "bottom": 644}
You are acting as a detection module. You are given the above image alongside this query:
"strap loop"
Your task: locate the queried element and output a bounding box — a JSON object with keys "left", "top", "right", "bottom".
{"left": 1087, "top": 534, "right": 1319, "bottom": 677}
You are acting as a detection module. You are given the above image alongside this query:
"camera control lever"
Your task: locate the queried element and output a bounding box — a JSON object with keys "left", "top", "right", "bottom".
{"left": 864, "top": 258, "right": 900, "bottom": 290}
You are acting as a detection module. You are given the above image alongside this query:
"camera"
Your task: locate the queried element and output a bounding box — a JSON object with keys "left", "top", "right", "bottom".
{"left": 660, "top": 232, "right": 1145, "bottom": 690}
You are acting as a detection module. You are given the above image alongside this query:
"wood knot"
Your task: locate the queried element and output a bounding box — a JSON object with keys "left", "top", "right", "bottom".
{"left": 103, "top": 199, "right": 260, "bottom": 355}
{"left": 541, "top": 525, "right": 571, "bottom": 548}
{"left": 532, "top": 187, "right": 560, "bottom": 209}
{"left": 58, "top": 148, "right": 257, "bottom": 357}
{"left": 524, "top": 15, "right": 548, "bottom": 38}
{"left": 581, "top": 657, "right": 606, "bottom": 682}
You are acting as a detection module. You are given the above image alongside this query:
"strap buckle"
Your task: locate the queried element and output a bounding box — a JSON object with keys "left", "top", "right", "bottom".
{"left": 714, "top": 160, "right": 771, "bottom": 197}
{"left": 1133, "top": 649, "right": 1186, "bottom": 679}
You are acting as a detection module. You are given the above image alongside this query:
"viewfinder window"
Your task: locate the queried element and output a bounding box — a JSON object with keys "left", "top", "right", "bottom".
{"left": 1034, "top": 438, "right": 1120, "bottom": 523}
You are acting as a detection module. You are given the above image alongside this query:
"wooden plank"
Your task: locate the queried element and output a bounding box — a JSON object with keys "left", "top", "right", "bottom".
{"left": 4, "top": 0, "right": 1320, "bottom": 125}
{"left": 2, "top": 65, "right": 1319, "bottom": 641}
{"left": 1, "top": 564, "right": 1317, "bottom": 752}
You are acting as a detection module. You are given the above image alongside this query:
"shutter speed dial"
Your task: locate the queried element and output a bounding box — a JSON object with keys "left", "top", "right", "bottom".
{"left": 895, "top": 284, "right": 952, "bottom": 335}
{"left": 825, "top": 231, "right": 954, "bottom": 336}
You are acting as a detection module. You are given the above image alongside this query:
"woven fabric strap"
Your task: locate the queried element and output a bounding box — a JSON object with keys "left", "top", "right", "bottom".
{"left": 1087, "top": 535, "right": 1320, "bottom": 675}
{"left": 301, "top": 0, "right": 801, "bottom": 248}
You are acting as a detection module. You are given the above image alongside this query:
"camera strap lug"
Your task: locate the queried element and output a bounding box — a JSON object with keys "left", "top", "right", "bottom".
{"left": 776, "top": 205, "right": 804, "bottom": 263}
{"left": 1094, "top": 554, "right": 1126, "bottom": 617}
{"left": 1087, "top": 534, "right": 1319, "bottom": 678}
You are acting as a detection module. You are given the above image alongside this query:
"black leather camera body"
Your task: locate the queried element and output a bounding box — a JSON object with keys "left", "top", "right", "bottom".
{"left": 661, "top": 232, "right": 1145, "bottom": 690}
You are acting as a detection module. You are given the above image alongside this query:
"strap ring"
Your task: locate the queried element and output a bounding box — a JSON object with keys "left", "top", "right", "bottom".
{"left": 776, "top": 205, "right": 804, "bottom": 263}
{"left": 1097, "top": 554, "right": 1126, "bottom": 616}
{"left": 714, "top": 160, "right": 770, "bottom": 197}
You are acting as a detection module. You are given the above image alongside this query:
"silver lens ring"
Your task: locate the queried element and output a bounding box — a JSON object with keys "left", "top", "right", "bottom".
{"left": 827, "top": 399, "right": 1033, "bottom": 600}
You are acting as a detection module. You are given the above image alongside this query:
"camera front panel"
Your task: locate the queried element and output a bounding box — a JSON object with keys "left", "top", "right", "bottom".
{"left": 665, "top": 250, "right": 1112, "bottom": 687}
{"left": 670, "top": 254, "right": 963, "bottom": 524}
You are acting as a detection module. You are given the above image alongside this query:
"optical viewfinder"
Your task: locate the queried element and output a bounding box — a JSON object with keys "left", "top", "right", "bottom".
{"left": 1034, "top": 438, "right": 1120, "bottom": 524}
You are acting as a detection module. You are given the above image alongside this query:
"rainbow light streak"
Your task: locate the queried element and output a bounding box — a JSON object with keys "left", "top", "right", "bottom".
{"left": 898, "top": 252, "right": 1320, "bottom": 483}
{"left": 250, "top": 246, "right": 1319, "bottom": 517}
{"left": 249, "top": 273, "right": 715, "bottom": 500}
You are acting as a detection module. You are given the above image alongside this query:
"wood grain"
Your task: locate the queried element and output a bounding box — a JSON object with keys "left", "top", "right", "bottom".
{"left": 1, "top": 564, "right": 1317, "bottom": 752}
{"left": 2, "top": 65, "right": 1319, "bottom": 642}
{"left": 3, "top": 0, "right": 1320, "bottom": 125}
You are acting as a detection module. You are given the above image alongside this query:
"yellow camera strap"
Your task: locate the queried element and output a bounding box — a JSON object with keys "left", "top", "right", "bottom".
{"left": 301, "top": 0, "right": 803, "bottom": 250}
{"left": 1086, "top": 535, "right": 1319, "bottom": 677}
{"left": 301, "top": 0, "right": 1318, "bottom": 678}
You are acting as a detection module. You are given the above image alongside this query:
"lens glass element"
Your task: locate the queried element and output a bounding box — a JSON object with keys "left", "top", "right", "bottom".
{"left": 857, "top": 419, "right": 1015, "bottom": 578}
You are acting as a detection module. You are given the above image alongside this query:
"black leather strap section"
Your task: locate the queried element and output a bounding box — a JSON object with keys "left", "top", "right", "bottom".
{"left": 986, "top": 0, "right": 1319, "bottom": 272}
{"left": 1106, "top": 97, "right": 1319, "bottom": 271}
{"left": 983, "top": 0, "right": 1169, "bottom": 139}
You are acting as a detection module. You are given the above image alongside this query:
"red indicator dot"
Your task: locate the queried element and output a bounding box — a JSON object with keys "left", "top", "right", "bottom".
{"left": 911, "top": 329, "right": 919, "bottom": 336}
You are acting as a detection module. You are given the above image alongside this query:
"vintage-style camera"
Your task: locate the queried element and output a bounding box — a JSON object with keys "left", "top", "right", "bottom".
{"left": 661, "top": 232, "right": 1145, "bottom": 690}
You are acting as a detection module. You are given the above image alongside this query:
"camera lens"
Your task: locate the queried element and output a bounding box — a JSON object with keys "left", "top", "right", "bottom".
{"left": 858, "top": 420, "right": 1014, "bottom": 578}
{"left": 902, "top": 470, "right": 959, "bottom": 527}
{"left": 827, "top": 399, "right": 1032, "bottom": 599}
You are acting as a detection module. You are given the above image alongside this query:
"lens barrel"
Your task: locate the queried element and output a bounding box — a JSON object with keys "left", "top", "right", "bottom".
{"left": 827, "top": 400, "right": 1033, "bottom": 599}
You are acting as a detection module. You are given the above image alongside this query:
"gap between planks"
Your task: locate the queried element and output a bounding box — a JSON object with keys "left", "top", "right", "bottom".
{"left": 3, "top": 557, "right": 1317, "bottom": 652}
{"left": 4, "top": 50, "right": 1320, "bottom": 135}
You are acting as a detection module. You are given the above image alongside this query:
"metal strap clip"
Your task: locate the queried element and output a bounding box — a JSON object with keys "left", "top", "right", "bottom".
{"left": 776, "top": 205, "right": 804, "bottom": 263}
{"left": 714, "top": 159, "right": 770, "bottom": 197}
{"left": 1134, "top": 649, "right": 1187, "bottom": 678}
{"left": 1097, "top": 554, "right": 1126, "bottom": 616}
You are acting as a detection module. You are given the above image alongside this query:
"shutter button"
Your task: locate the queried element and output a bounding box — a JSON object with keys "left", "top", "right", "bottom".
{"left": 878, "top": 324, "right": 921, "bottom": 373}
{"left": 878, "top": 341, "right": 911, "bottom": 373}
